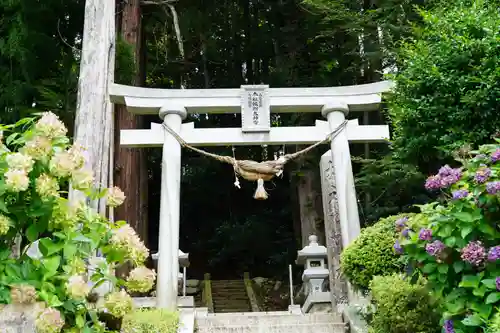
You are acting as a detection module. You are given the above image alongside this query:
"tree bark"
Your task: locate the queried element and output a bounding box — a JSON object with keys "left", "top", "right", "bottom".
{"left": 297, "top": 169, "right": 325, "bottom": 246}
{"left": 71, "top": 0, "right": 115, "bottom": 214}
{"left": 114, "top": 0, "right": 149, "bottom": 245}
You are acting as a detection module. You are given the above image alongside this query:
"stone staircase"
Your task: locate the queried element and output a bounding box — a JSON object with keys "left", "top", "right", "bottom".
{"left": 211, "top": 279, "right": 252, "bottom": 313}
{"left": 195, "top": 311, "right": 347, "bottom": 333}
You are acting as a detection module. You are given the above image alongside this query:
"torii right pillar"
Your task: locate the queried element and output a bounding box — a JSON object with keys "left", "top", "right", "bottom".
{"left": 322, "top": 102, "right": 361, "bottom": 247}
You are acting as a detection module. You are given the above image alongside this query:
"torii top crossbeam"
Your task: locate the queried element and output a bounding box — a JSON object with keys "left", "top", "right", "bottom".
{"left": 110, "top": 81, "right": 393, "bottom": 114}
{"left": 110, "top": 81, "right": 393, "bottom": 147}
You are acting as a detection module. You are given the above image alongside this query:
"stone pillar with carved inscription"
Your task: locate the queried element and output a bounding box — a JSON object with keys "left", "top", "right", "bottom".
{"left": 320, "top": 151, "right": 349, "bottom": 309}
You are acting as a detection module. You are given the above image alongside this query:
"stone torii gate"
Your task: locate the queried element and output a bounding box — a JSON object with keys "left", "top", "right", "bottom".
{"left": 109, "top": 81, "right": 392, "bottom": 310}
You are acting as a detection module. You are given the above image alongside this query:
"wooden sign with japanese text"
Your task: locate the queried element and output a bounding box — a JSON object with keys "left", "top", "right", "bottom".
{"left": 240, "top": 85, "right": 270, "bottom": 132}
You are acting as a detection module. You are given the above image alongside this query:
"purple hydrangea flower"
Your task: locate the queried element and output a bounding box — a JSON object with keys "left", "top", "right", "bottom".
{"left": 461, "top": 241, "right": 486, "bottom": 266}
{"left": 452, "top": 189, "right": 469, "bottom": 200}
{"left": 444, "top": 319, "right": 455, "bottom": 333}
{"left": 491, "top": 149, "right": 500, "bottom": 163}
{"left": 425, "top": 166, "right": 462, "bottom": 190}
{"left": 418, "top": 228, "right": 433, "bottom": 241}
{"left": 474, "top": 167, "right": 491, "bottom": 183}
{"left": 496, "top": 277, "right": 500, "bottom": 291}
{"left": 438, "top": 165, "right": 454, "bottom": 176}
{"left": 402, "top": 228, "right": 411, "bottom": 238}
{"left": 438, "top": 165, "right": 462, "bottom": 187}
{"left": 395, "top": 217, "right": 408, "bottom": 228}
{"left": 425, "top": 175, "right": 442, "bottom": 190}
{"left": 488, "top": 246, "right": 500, "bottom": 261}
{"left": 425, "top": 240, "right": 445, "bottom": 257}
{"left": 394, "top": 240, "right": 403, "bottom": 254}
{"left": 486, "top": 181, "right": 500, "bottom": 195}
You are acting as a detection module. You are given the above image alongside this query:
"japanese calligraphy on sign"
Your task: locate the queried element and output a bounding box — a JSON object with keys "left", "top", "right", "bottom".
{"left": 240, "top": 85, "right": 270, "bottom": 132}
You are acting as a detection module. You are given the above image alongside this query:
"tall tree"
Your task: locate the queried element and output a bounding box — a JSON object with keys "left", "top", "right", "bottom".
{"left": 71, "top": 0, "right": 115, "bottom": 213}
{"left": 114, "top": 0, "right": 149, "bottom": 244}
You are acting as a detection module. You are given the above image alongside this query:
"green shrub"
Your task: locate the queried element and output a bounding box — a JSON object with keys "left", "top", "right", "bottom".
{"left": 122, "top": 309, "right": 178, "bottom": 333}
{"left": 340, "top": 214, "right": 411, "bottom": 291}
{"left": 388, "top": 0, "right": 500, "bottom": 171}
{"left": 369, "top": 274, "right": 441, "bottom": 333}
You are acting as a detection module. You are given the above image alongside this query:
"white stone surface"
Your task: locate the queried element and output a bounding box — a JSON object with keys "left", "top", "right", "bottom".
{"left": 302, "top": 292, "right": 331, "bottom": 313}
{"left": 322, "top": 103, "right": 361, "bottom": 248}
{"left": 120, "top": 119, "right": 389, "bottom": 147}
{"left": 195, "top": 312, "right": 346, "bottom": 333}
{"left": 178, "top": 308, "right": 195, "bottom": 333}
{"left": 0, "top": 303, "right": 45, "bottom": 333}
{"left": 132, "top": 296, "right": 194, "bottom": 308}
{"left": 110, "top": 81, "right": 393, "bottom": 114}
{"left": 156, "top": 107, "right": 186, "bottom": 309}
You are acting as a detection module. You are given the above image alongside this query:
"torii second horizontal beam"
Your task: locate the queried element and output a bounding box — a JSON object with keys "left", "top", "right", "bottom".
{"left": 120, "top": 120, "right": 390, "bottom": 147}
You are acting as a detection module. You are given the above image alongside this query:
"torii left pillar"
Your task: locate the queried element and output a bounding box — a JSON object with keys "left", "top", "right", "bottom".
{"left": 157, "top": 106, "right": 187, "bottom": 309}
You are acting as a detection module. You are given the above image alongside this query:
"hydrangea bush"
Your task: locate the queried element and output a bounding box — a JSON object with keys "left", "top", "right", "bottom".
{"left": 0, "top": 113, "right": 156, "bottom": 332}
{"left": 397, "top": 141, "right": 500, "bottom": 333}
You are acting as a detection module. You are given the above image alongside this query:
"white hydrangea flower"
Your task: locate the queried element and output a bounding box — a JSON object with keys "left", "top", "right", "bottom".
{"left": 0, "top": 214, "right": 11, "bottom": 235}
{"left": 35, "top": 307, "right": 65, "bottom": 333}
{"left": 34, "top": 111, "right": 67, "bottom": 140}
{"left": 49, "top": 151, "right": 75, "bottom": 178}
{"left": 35, "top": 174, "right": 60, "bottom": 200}
{"left": 6, "top": 152, "right": 34, "bottom": 172}
{"left": 65, "top": 275, "right": 90, "bottom": 300}
{"left": 102, "top": 290, "right": 133, "bottom": 318}
{"left": 110, "top": 225, "right": 149, "bottom": 265}
{"left": 50, "top": 200, "right": 79, "bottom": 230}
{"left": 22, "top": 136, "right": 52, "bottom": 161}
{"left": 126, "top": 266, "right": 156, "bottom": 293}
{"left": 5, "top": 169, "right": 30, "bottom": 192}
{"left": 67, "top": 144, "right": 87, "bottom": 170}
{"left": 71, "top": 168, "right": 94, "bottom": 191}
{"left": 106, "top": 186, "right": 126, "bottom": 207}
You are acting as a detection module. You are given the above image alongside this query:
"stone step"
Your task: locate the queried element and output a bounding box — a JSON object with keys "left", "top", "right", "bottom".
{"left": 212, "top": 287, "right": 246, "bottom": 290}
{"left": 196, "top": 313, "right": 342, "bottom": 326}
{"left": 196, "top": 322, "right": 347, "bottom": 333}
{"left": 213, "top": 294, "right": 247, "bottom": 298}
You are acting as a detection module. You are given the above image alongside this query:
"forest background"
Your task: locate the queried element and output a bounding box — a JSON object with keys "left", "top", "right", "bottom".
{"left": 1, "top": 0, "right": 498, "bottom": 279}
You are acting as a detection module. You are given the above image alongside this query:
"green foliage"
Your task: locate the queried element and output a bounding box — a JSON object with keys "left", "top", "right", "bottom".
{"left": 487, "top": 312, "right": 500, "bottom": 333}
{"left": 340, "top": 214, "right": 410, "bottom": 291}
{"left": 0, "top": 114, "right": 153, "bottom": 332}
{"left": 399, "top": 141, "right": 500, "bottom": 332}
{"left": 388, "top": 0, "right": 500, "bottom": 170}
{"left": 369, "top": 274, "right": 441, "bottom": 333}
{"left": 356, "top": 155, "right": 430, "bottom": 223}
{"left": 115, "top": 36, "right": 137, "bottom": 85}
{"left": 122, "top": 309, "right": 178, "bottom": 333}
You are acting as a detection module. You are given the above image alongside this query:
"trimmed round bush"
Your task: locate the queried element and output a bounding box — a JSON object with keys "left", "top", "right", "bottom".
{"left": 369, "top": 274, "right": 441, "bottom": 333}
{"left": 340, "top": 214, "right": 412, "bottom": 291}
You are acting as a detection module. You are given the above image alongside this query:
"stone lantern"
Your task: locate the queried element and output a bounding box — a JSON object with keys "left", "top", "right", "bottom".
{"left": 296, "top": 235, "right": 331, "bottom": 313}
{"left": 152, "top": 250, "right": 190, "bottom": 293}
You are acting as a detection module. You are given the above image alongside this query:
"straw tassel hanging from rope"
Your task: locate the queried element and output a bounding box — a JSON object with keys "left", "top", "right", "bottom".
{"left": 162, "top": 120, "right": 348, "bottom": 200}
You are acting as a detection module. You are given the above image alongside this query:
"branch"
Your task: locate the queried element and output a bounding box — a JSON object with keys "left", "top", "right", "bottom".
{"left": 141, "top": 0, "right": 178, "bottom": 5}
